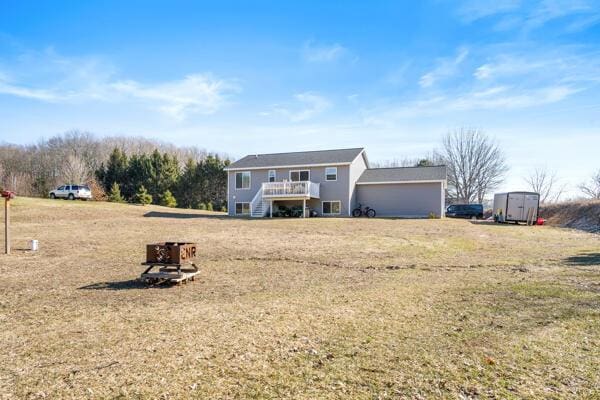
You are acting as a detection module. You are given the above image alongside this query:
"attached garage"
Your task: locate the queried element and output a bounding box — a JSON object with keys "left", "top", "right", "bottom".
{"left": 355, "top": 166, "right": 446, "bottom": 218}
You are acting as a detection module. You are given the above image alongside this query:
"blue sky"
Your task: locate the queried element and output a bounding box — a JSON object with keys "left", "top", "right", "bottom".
{"left": 1, "top": 1, "right": 599, "bottom": 196}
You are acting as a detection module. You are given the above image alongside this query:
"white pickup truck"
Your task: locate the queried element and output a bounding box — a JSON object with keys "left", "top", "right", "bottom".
{"left": 49, "top": 184, "right": 92, "bottom": 200}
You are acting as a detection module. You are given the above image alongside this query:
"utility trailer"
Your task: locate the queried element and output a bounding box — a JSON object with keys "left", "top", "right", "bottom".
{"left": 141, "top": 242, "right": 199, "bottom": 285}
{"left": 493, "top": 192, "right": 540, "bottom": 225}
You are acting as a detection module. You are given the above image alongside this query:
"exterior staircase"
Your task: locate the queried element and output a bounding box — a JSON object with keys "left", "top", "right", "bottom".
{"left": 250, "top": 188, "right": 270, "bottom": 217}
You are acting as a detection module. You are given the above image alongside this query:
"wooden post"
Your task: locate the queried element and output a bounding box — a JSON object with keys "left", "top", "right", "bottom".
{"left": 270, "top": 200, "right": 273, "bottom": 218}
{"left": 4, "top": 197, "right": 9, "bottom": 255}
{"left": 303, "top": 199, "right": 306, "bottom": 218}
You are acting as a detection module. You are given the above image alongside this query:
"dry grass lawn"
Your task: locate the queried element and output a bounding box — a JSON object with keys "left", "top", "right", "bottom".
{"left": 1, "top": 197, "right": 599, "bottom": 399}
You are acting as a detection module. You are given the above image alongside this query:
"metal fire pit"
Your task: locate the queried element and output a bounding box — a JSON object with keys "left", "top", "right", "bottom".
{"left": 141, "top": 242, "right": 199, "bottom": 285}
{"left": 145, "top": 242, "right": 197, "bottom": 265}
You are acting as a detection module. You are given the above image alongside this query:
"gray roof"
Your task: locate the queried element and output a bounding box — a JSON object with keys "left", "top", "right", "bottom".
{"left": 357, "top": 165, "right": 447, "bottom": 183}
{"left": 226, "top": 148, "right": 364, "bottom": 170}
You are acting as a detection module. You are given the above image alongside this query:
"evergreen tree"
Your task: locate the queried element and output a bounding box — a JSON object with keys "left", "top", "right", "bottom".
{"left": 97, "top": 148, "right": 128, "bottom": 193}
{"left": 160, "top": 189, "right": 177, "bottom": 208}
{"left": 107, "top": 182, "right": 125, "bottom": 203}
{"left": 133, "top": 185, "right": 153, "bottom": 205}
{"left": 127, "top": 154, "right": 154, "bottom": 201}
{"left": 175, "top": 158, "right": 197, "bottom": 208}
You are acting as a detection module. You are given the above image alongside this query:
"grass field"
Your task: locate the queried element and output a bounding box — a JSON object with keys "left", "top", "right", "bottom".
{"left": 1, "top": 197, "right": 599, "bottom": 399}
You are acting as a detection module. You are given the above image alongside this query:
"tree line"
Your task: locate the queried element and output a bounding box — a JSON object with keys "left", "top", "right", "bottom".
{"left": 2, "top": 129, "right": 598, "bottom": 208}
{"left": 96, "top": 148, "right": 229, "bottom": 210}
{"left": 0, "top": 131, "right": 230, "bottom": 210}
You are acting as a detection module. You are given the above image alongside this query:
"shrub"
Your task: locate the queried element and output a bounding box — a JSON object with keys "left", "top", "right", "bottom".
{"left": 198, "top": 202, "right": 207, "bottom": 210}
{"left": 160, "top": 190, "right": 177, "bottom": 208}
{"left": 108, "top": 182, "right": 125, "bottom": 203}
{"left": 206, "top": 202, "right": 213, "bottom": 211}
{"left": 134, "top": 185, "right": 152, "bottom": 205}
{"left": 221, "top": 205, "right": 227, "bottom": 212}
{"left": 86, "top": 178, "right": 106, "bottom": 201}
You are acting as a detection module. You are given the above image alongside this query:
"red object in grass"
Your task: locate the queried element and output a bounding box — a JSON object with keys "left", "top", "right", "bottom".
{"left": 1, "top": 191, "right": 15, "bottom": 199}
{"left": 536, "top": 217, "right": 545, "bottom": 226}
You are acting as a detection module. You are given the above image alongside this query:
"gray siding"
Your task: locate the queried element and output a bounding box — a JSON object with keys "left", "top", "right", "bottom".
{"left": 356, "top": 182, "right": 443, "bottom": 217}
{"left": 348, "top": 153, "right": 368, "bottom": 216}
{"left": 228, "top": 165, "right": 352, "bottom": 216}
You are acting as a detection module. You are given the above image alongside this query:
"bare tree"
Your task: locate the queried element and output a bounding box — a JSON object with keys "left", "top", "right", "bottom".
{"left": 524, "top": 167, "right": 566, "bottom": 204}
{"left": 371, "top": 158, "right": 420, "bottom": 168}
{"left": 440, "top": 127, "right": 508, "bottom": 203}
{"left": 60, "top": 153, "right": 90, "bottom": 184}
{"left": 372, "top": 152, "right": 444, "bottom": 168}
{"left": 579, "top": 169, "right": 600, "bottom": 199}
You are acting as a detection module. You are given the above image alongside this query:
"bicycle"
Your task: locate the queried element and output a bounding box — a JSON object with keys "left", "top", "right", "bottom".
{"left": 352, "top": 203, "right": 376, "bottom": 218}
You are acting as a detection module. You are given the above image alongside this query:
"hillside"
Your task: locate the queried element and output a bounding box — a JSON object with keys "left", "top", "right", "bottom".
{"left": 542, "top": 200, "right": 600, "bottom": 233}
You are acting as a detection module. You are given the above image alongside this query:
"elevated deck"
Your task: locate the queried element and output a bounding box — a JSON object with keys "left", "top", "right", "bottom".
{"left": 261, "top": 181, "right": 320, "bottom": 200}
{"left": 251, "top": 181, "right": 320, "bottom": 217}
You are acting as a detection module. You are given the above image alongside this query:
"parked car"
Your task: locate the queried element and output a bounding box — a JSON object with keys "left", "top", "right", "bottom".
{"left": 49, "top": 184, "right": 92, "bottom": 200}
{"left": 445, "top": 204, "right": 484, "bottom": 220}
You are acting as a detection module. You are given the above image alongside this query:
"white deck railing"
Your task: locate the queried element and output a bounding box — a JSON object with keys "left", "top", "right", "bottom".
{"left": 262, "top": 181, "right": 320, "bottom": 198}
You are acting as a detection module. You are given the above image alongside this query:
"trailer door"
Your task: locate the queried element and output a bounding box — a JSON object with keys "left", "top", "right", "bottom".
{"left": 506, "top": 193, "right": 524, "bottom": 221}
{"left": 524, "top": 194, "right": 539, "bottom": 219}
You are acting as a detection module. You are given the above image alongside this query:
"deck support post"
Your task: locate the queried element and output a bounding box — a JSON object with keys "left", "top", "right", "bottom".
{"left": 303, "top": 199, "right": 306, "bottom": 218}
{"left": 270, "top": 200, "right": 273, "bottom": 218}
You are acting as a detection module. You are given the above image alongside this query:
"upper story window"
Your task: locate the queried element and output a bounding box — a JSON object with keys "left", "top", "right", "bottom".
{"left": 325, "top": 167, "right": 337, "bottom": 181}
{"left": 290, "top": 170, "right": 310, "bottom": 182}
{"left": 235, "top": 171, "right": 251, "bottom": 189}
{"left": 268, "top": 170, "right": 276, "bottom": 182}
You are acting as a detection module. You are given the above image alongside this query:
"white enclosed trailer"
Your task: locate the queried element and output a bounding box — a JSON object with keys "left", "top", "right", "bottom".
{"left": 493, "top": 192, "right": 540, "bottom": 224}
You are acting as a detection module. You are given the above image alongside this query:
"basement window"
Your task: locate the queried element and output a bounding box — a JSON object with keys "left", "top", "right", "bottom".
{"left": 235, "top": 202, "right": 250, "bottom": 215}
{"left": 322, "top": 201, "right": 341, "bottom": 215}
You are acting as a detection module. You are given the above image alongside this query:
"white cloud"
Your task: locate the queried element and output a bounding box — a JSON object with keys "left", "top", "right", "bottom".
{"left": 0, "top": 80, "right": 62, "bottom": 101}
{"left": 0, "top": 48, "right": 238, "bottom": 120}
{"left": 302, "top": 41, "right": 348, "bottom": 63}
{"left": 271, "top": 92, "right": 331, "bottom": 122}
{"left": 419, "top": 47, "right": 469, "bottom": 88}
{"left": 457, "top": 0, "right": 600, "bottom": 33}
{"left": 111, "top": 74, "right": 238, "bottom": 120}
{"left": 472, "top": 50, "right": 600, "bottom": 83}
{"left": 457, "top": 0, "right": 521, "bottom": 22}
{"left": 362, "top": 84, "right": 579, "bottom": 126}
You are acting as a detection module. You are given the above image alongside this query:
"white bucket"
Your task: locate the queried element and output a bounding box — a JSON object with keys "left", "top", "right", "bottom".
{"left": 30, "top": 240, "right": 39, "bottom": 251}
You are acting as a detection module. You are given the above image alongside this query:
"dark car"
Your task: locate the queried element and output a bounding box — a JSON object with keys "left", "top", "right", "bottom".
{"left": 445, "top": 204, "right": 484, "bottom": 220}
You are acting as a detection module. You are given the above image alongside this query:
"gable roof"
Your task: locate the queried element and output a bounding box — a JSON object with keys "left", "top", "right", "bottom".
{"left": 225, "top": 148, "right": 365, "bottom": 170}
{"left": 357, "top": 165, "right": 447, "bottom": 184}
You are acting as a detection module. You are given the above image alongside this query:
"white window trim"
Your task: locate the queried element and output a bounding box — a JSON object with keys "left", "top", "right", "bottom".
{"left": 289, "top": 169, "right": 310, "bottom": 182}
{"left": 322, "top": 200, "right": 341, "bottom": 216}
{"left": 235, "top": 202, "right": 250, "bottom": 215}
{"left": 268, "top": 169, "right": 276, "bottom": 182}
{"left": 235, "top": 171, "right": 251, "bottom": 190}
{"left": 325, "top": 167, "right": 337, "bottom": 181}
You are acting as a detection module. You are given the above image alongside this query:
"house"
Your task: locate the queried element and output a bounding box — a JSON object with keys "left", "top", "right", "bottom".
{"left": 224, "top": 148, "right": 447, "bottom": 218}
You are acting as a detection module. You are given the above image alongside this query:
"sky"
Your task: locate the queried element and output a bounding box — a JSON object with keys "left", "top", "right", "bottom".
{"left": 0, "top": 0, "right": 599, "bottom": 197}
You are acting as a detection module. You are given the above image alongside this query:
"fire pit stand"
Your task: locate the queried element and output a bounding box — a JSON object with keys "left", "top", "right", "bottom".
{"left": 140, "top": 242, "right": 199, "bottom": 285}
